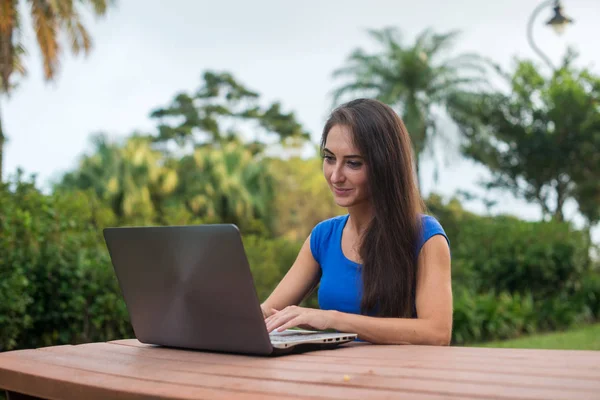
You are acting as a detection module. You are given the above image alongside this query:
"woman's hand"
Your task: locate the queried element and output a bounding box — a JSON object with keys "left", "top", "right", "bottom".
{"left": 260, "top": 304, "right": 273, "bottom": 319}
{"left": 265, "top": 305, "right": 334, "bottom": 332}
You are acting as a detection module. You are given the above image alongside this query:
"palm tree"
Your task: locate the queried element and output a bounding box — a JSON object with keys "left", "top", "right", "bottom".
{"left": 58, "top": 134, "right": 178, "bottom": 225}
{"left": 331, "top": 27, "right": 486, "bottom": 188}
{"left": 176, "top": 141, "right": 276, "bottom": 234}
{"left": 0, "top": 0, "right": 113, "bottom": 181}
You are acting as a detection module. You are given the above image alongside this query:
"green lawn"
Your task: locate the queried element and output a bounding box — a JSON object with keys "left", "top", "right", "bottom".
{"left": 476, "top": 323, "right": 600, "bottom": 350}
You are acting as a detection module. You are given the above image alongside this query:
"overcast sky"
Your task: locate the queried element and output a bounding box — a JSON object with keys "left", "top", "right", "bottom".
{"left": 3, "top": 0, "right": 599, "bottom": 241}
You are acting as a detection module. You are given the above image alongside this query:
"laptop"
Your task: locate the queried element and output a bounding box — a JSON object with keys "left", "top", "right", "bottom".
{"left": 103, "top": 224, "right": 358, "bottom": 356}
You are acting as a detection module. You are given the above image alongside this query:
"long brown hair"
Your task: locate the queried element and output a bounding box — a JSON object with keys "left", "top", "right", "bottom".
{"left": 321, "top": 98, "right": 424, "bottom": 318}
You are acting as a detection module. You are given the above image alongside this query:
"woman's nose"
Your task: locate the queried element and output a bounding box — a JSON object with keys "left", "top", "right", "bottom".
{"left": 330, "top": 164, "right": 345, "bottom": 183}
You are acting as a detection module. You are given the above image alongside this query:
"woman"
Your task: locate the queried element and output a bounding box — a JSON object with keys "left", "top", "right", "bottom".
{"left": 262, "top": 98, "right": 452, "bottom": 346}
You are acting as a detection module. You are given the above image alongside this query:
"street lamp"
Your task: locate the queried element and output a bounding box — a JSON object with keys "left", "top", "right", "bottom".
{"left": 527, "top": 0, "right": 574, "bottom": 70}
{"left": 546, "top": 3, "right": 574, "bottom": 35}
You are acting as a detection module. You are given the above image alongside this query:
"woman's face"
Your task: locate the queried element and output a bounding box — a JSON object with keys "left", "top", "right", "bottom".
{"left": 322, "top": 124, "right": 370, "bottom": 208}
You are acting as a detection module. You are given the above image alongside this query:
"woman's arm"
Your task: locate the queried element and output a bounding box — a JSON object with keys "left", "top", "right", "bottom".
{"left": 260, "top": 235, "right": 321, "bottom": 318}
{"left": 266, "top": 235, "right": 452, "bottom": 345}
{"left": 333, "top": 235, "right": 452, "bottom": 345}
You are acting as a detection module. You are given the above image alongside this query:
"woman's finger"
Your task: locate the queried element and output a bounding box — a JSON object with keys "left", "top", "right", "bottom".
{"left": 265, "top": 312, "right": 289, "bottom": 332}
{"left": 277, "top": 315, "right": 304, "bottom": 332}
{"left": 266, "top": 310, "right": 297, "bottom": 332}
{"left": 264, "top": 308, "right": 281, "bottom": 324}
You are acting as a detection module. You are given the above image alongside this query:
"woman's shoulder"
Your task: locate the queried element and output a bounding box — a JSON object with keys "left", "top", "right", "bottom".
{"left": 420, "top": 214, "right": 444, "bottom": 231}
{"left": 310, "top": 214, "right": 348, "bottom": 262}
{"left": 418, "top": 214, "right": 450, "bottom": 252}
{"left": 312, "top": 214, "right": 348, "bottom": 236}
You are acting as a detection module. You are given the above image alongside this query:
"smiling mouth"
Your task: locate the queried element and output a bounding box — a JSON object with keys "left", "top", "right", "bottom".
{"left": 333, "top": 187, "right": 352, "bottom": 193}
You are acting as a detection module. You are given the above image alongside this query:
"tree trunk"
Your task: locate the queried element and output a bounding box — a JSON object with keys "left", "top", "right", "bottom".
{"left": 0, "top": 101, "right": 5, "bottom": 183}
{"left": 414, "top": 150, "right": 422, "bottom": 193}
{"left": 401, "top": 100, "right": 425, "bottom": 193}
{"left": 553, "top": 180, "right": 567, "bottom": 222}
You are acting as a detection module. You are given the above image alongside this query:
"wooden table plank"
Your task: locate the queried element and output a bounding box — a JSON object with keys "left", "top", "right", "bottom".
{"left": 112, "top": 340, "right": 600, "bottom": 380}
{"left": 114, "top": 339, "right": 600, "bottom": 366}
{"left": 302, "top": 344, "right": 600, "bottom": 367}
{"left": 74, "top": 342, "right": 600, "bottom": 392}
{"left": 1, "top": 339, "right": 599, "bottom": 400}
{"left": 2, "top": 348, "right": 454, "bottom": 400}
{"left": 0, "top": 356, "right": 293, "bottom": 400}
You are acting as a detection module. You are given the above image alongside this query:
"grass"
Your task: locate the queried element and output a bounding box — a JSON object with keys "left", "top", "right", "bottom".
{"left": 476, "top": 323, "right": 600, "bottom": 350}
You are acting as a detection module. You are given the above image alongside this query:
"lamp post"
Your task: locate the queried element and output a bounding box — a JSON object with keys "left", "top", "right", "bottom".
{"left": 527, "top": 0, "right": 574, "bottom": 71}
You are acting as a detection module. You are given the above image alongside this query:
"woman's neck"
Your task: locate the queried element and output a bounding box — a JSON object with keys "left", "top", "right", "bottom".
{"left": 346, "top": 202, "right": 374, "bottom": 237}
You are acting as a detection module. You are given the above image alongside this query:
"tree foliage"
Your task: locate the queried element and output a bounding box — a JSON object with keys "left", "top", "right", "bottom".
{"left": 174, "top": 140, "right": 276, "bottom": 234}
{"left": 0, "top": 0, "right": 114, "bottom": 181}
{"left": 331, "top": 27, "right": 486, "bottom": 186}
{"left": 56, "top": 70, "right": 315, "bottom": 235}
{"left": 268, "top": 153, "right": 343, "bottom": 241}
{"left": 57, "top": 134, "right": 177, "bottom": 225}
{"left": 150, "top": 71, "right": 310, "bottom": 154}
{"left": 448, "top": 51, "right": 600, "bottom": 224}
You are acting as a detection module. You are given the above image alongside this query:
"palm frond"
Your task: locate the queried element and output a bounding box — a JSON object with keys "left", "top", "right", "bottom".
{"left": 332, "top": 48, "right": 384, "bottom": 77}
{"left": 367, "top": 26, "right": 405, "bottom": 57}
{"left": 64, "top": 17, "right": 92, "bottom": 54}
{"left": 429, "top": 79, "right": 488, "bottom": 103}
{"left": 0, "top": 0, "right": 17, "bottom": 32}
{"left": 367, "top": 26, "right": 402, "bottom": 48}
{"left": 330, "top": 81, "right": 382, "bottom": 106}
{"left": 332, "top": 45, "right": 401, "bottom": 105}
{"left": 444, "top": 52, "right": 486, "bottom": 64}
{"left": 482, "top": 57, "right": 512, "bottom": 82}
{"left": 428, "top": 64, "right": 485, "bottom": 86}
{"left": 441, "top": 55, "right": 488, "bottom": 78}
{"left": 52, "top": 0, "right": 92, "bottom": 54}
{"left": 330, "top": 26, "right": 489, "bottom": 186}
{"left": 422, "top": 30, "right": 461, "bottom": 58}
{"left": 0, "top": 0, "right": 19, "bottom": 91}
{"left": 86, "top": 0, "right": 110, "bottom": 16}
{"left": 413, "top": 28, "right": 433, "bottom": 50}
{"left": 30, "top": 0, "right": 60, "bottom": 80}
{"left": 12, "top": 43, "right": 26, "bottom": 75}
{"left": 376, "top": 81, "right": 409, "bottom": 107}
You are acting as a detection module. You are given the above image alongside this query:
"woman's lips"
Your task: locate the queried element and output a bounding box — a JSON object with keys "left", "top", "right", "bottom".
{"left": 333, "top": 187, "right": 353, "bottom": 196}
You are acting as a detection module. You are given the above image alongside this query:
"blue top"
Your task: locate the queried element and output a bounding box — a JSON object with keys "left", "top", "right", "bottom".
{"left": 310, "top": 214, "right": 449, "bottom": 318}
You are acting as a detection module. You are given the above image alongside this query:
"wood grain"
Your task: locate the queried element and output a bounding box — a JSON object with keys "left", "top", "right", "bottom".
{"left": 0, "top": 339, "right": 598, "bottom": 400}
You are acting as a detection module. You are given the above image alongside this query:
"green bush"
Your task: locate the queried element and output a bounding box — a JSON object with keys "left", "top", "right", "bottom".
{"left": 428, "top": 194, "right": 597, "bottom": 344}
{"left": 1, "top": 176, "right": 596, "bottom": 351}
{"left": 578, "top": 270, "right": 600, "bottom": 320}
{"left": 0, "top": 174, "right": 133, "bottom": 351}
{"left": 452, "top": 289, "right": 536, "bottom": 344}
{"left": 427, "top": 194, "right": 592, "bottom": 298}
{"left": 243, "top": 235, "right": 302, "bottom": 302}
{"left": 456, "top": 217, "right": 590, "bottom": 297}
{"left": 452, "top": 285, "right": 596, "bottom": 345}
{"left": 0, "top": 174, "right": 304, "bottom": 351}
{"left": 244, "top": 235, "right": 319, "bottom": 309}
{"left": 0, "top": 180, "right": 35, "bottom": 351}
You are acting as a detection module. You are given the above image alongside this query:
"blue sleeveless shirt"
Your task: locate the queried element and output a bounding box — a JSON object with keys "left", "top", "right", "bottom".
{"left": 309, "top": 214, "right": 449, "bottom": 318}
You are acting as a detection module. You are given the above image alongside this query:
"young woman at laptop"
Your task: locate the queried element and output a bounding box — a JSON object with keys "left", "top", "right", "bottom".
{"left": 262, "top": 98, "right": 452, "bottom": 346}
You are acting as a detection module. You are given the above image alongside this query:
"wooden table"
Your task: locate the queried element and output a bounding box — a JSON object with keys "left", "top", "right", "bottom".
{"left": 0, "top": 339, "right": 599, "bottom": 399}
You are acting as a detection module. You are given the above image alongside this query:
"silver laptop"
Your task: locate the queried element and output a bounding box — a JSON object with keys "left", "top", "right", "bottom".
{"left": 103, "top": 224, "right": 357, "bottom": 356}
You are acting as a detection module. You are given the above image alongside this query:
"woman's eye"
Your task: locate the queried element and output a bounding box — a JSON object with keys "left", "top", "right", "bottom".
{"left": 347, "top": 161, "right": 363, "bottom": 169}
{"left": 323, "top": 155, "right": 335, "bottom": 163}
